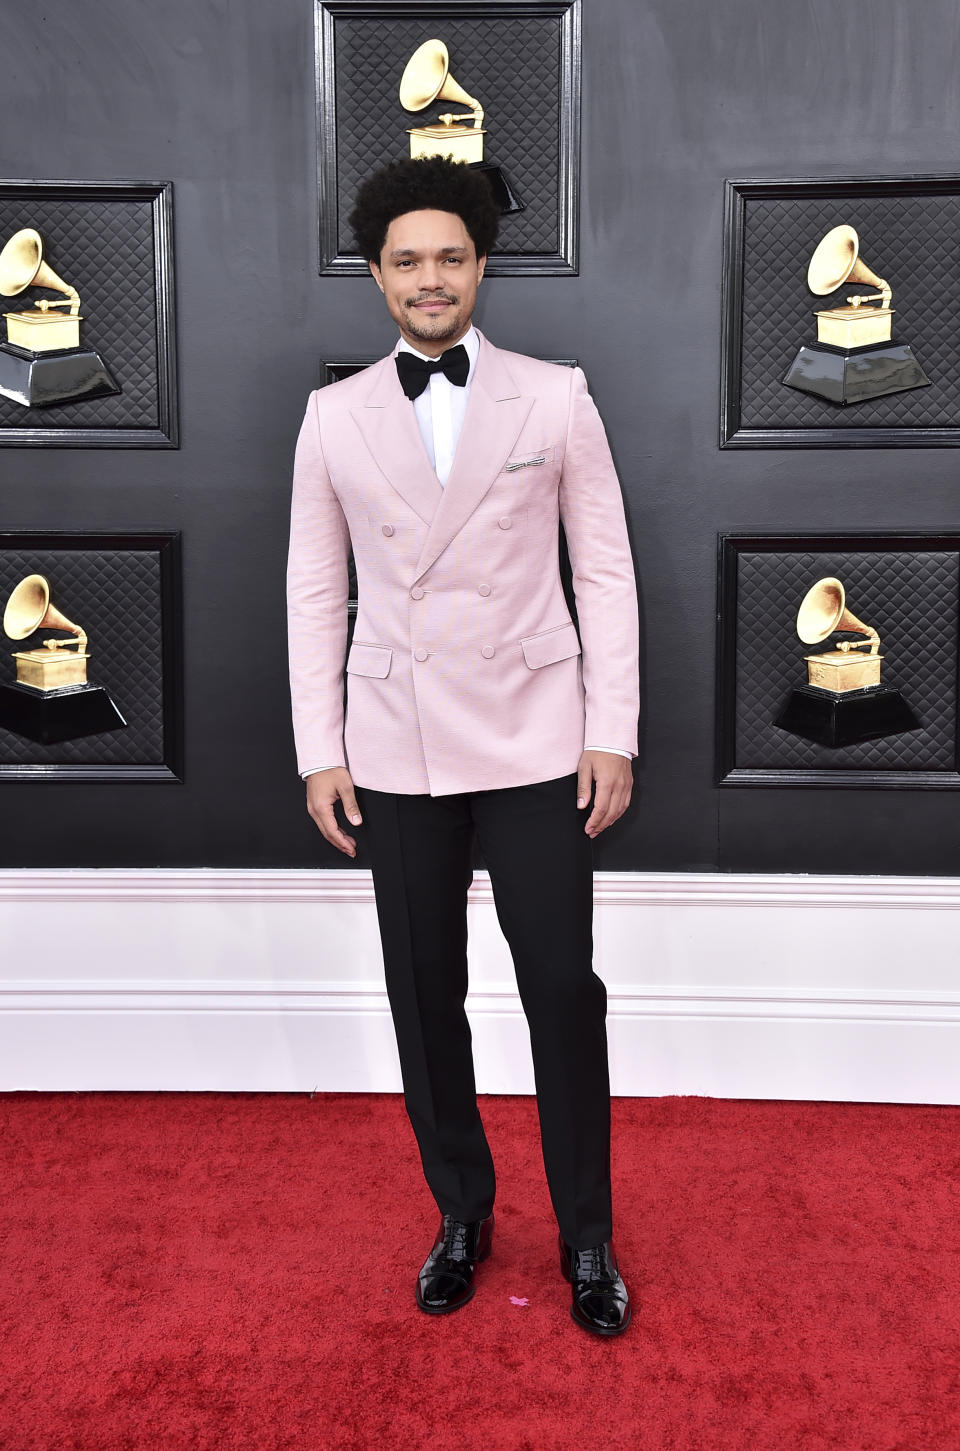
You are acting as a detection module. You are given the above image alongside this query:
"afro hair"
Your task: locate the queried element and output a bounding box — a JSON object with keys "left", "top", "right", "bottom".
{"left": 348, "top": 156, "right": 500, "bottom": 264}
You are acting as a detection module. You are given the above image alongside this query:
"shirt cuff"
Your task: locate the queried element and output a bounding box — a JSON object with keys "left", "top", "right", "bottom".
{"left": 583, "top": 747, "right": 632, "bottom": 759}
{"left": 301, "top": 766, "right": 338, "bottom": 778}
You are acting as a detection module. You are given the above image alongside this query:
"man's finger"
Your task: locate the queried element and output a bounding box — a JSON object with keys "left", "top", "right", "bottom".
{"left": 308, "top": 795, "right": 356, "bottom": 858}
{"left": 576, "top": 764, "right": 593, "bottom": 810}
{"left": 590, "top": 781, "right": 633, "bottom": 837}
{"left": 315, "top": 800, "right": 357, "bottom": 857}
{"left": 305, "top": 770, "right": 360, "bottom": 856}
{"left": 585, "top": 781, "right": 614, "bottom": 835}
{"left": 340, "top": 787, "right": 363, "bottom": 827}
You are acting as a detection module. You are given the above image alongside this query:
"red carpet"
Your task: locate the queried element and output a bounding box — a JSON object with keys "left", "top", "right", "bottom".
{"left": 1, "top": 1092, "right": 958, "bottom": 1450}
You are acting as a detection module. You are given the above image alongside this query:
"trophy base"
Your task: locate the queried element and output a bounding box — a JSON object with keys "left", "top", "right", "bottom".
{"left": 408, "top": 125, "right": 485, "bottom": 165}
{"left": 774, "top": 684, "right": 920, "bottom": 748}
{"left": 782, "top": 341, "right": 930, "bottom": 405}
{"left": 0, "top": 681, "right": 127, "bottom": 744}
{"left": 0, "top": 341, "right": 121, "bottom": 408}
{"left": 469, "top": 161, "right": 525, "bottom": 215}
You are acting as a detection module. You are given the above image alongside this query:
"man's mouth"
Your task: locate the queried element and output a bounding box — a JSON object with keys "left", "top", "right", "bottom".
{"left": 410, "top": 298, "right": 456, "bottom": 311}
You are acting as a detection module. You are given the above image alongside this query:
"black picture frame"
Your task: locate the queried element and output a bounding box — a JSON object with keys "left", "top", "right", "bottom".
{"left": 0, "top": 531, "right": 183, "bottom": 781}
{"left": 716, "top": 532, "right": 960, "bottom": 789}
{"left": 315, "top": 0, "right": 581, "bottom": 275}
{"left": 0, "top": 180, "right": 177, "bottom": 448}
{"left": 720, "top": 175, "right": 960, "bottom": 449}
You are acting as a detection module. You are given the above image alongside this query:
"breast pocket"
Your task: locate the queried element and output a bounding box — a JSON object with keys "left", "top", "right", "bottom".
{"left": 503, "top": 445, "right": 557, "bottom": 475}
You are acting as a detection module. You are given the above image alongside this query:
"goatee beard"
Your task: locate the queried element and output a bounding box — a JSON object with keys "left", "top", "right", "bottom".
{"left": 403, "top": 306, "right": 462, "bottom": 344}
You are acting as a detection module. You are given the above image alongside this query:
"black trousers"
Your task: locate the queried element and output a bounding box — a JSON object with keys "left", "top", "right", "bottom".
{"left": 355, "top": 773, "right": 613, "bottom": 1250}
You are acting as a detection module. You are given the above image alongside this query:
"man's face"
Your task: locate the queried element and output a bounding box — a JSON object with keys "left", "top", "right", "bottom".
{"left": 369, "top": 208, "right": 486, "bottom": 356}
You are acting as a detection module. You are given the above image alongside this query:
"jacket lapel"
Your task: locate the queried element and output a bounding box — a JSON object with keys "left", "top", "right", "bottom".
{"left": 413, "top": 334, "right": 533, "bottom": 582}
{"left": 349, "top": 355, "right": 443, "bottom": 525}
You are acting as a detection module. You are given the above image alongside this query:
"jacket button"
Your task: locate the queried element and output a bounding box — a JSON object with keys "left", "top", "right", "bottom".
{"left": 410, "top": 586, "right": 425, "bottom": 600}
{"left": 414, "top": 647, "right": 429, "bottom": 661}
{"left": 497, "top": 516, "right": 512, "bottom": 530}
{"left": 481, "top": 645, "right": 495, "bottom": 659}
{"left": 381, "top": 524, "right": 395, "bottom": 537}
{"left": 478, "top": 583, "right": 491, "bottom": 597}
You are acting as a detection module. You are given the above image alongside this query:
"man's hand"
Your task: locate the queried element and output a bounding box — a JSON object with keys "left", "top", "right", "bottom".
{"left": 576, "top": 751, "right": 633, "bottom": 838}
{"left": 306, "top": 767, "right": 363, "bottom": 858}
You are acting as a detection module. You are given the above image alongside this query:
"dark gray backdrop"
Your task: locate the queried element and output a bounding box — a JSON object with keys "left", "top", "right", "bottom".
{"left": 3, "top": 0, "right": 960, "bottom": 874}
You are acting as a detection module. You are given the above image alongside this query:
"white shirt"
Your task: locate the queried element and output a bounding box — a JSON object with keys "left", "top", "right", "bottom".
{"left": 301, "top": 329, "right": 629, "bottom": 775}
{"left": 397, "top": 325, "right": 479, "bottom": 486}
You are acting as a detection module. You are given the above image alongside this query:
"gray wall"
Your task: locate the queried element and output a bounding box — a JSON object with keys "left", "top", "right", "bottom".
{"left": 3, "top": 0, "right": 960, "bottom": 872}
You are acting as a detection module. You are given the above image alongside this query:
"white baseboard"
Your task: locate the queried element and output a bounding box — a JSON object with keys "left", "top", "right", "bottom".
{"left": 2, "top": 869, "right": 959, "bottom": 1102}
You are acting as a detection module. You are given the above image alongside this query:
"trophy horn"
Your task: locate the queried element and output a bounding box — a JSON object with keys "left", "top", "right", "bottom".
{"left": 796, "top": 576, "right": 880, "bottom": 655}
{"left": 3, "top": 574, "right": 87, "bottom": 650}
{"left": 806, "top": 224, "right": 891, "bottom": 306}
{"left": 0, "top": 228, "right": 81, "bottom": 314}
{"left": 399, "top": 39, "right": 483, "bottom": 127}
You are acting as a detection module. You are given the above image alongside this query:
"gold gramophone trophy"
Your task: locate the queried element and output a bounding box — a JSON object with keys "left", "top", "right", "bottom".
{"left": 0, "top": 228, "right": 120, "bottom": 408}
{"left": 782, "top": 224, "right": 930, "bottom": 405}
{"left": 398, "top": 40, "right": 523, "bottom": 214}
{"left": 0, "top": 575, "right": 126, "bottom": 744}
{"left": 774, "top": 576, "right": 919, "bottom": 747}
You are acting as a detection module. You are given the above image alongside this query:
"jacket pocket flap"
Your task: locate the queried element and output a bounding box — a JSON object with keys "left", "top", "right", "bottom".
{"left": 346, "top": 642, "right": 392, "bottom": 679}
{"left": 520, "top": 622, "right": 581, "bottom": 670}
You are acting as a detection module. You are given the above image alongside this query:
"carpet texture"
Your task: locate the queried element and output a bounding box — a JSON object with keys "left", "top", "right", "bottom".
{"left": 1, "top": 1092, "right": 958, "bottom": 1450}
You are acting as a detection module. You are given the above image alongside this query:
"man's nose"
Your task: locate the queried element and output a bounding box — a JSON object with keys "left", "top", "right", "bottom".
{"left": 418, "top": 266, "right": 444, "bottom": 291}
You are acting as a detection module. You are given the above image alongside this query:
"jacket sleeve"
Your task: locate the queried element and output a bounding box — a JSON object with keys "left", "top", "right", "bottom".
{"left": 558, "top": 367, "right": 640, "bottom": 757}
{"left": 286, "top": 391, "right": 352, "bottom": 775}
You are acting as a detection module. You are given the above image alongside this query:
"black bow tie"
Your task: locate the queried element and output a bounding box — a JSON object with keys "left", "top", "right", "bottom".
{"left": 396, "top": 344, "right": 470, "bottom": 400}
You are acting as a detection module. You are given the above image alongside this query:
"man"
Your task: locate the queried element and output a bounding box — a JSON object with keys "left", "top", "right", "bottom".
{"left": 287, "top": 157, "right": 639, "bottom": 1336}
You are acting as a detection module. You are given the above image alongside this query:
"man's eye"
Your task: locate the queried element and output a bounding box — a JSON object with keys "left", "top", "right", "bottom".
{"left": 444, "top": 257, "right": 462, "bottom": 264}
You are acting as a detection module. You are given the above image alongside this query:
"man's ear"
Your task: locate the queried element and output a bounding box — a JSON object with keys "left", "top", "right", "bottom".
{"left": 477, "top": 254, "right": 487, "bottom": 284}
{"left": 369, "top": 259, "right": 385, "bottom": 294}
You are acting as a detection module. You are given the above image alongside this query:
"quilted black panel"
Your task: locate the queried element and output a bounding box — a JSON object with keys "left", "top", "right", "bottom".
{"left": 739, "top": 193, "right": 960, "bottom": 430}
{"left": 735, "top": 550, "right": 958, "bottom": 771}
{"left": 0, "top": 196, "right": 158, "bottom": 432}
{"left": 331, "top": 13, "right": 562, "bottom": 257}
{"left": 0, "top": 549, "right": 165, "bottom": 765}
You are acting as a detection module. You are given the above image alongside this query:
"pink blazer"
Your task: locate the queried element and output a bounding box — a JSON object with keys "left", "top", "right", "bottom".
{"left": 287, "top": 331, "right": 639, "bottom": 796}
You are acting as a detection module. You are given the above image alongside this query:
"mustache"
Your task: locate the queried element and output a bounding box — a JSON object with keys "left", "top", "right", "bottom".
{"left": 406, "top": 294, "right": 458, "bottom": 306}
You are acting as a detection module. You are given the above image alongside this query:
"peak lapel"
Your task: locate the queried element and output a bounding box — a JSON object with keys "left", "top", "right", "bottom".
{"left": 413, "top": 337, "right": 533, "bottom": 582}
{"left": 349, "top": 355, "right": 443, "bottom": 525}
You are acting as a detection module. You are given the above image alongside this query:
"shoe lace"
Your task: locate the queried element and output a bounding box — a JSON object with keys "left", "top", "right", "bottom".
{"left": 440, "top": 1217, "right": 473, "bottom": 1262}
{"left": 575, "top": 1243, "right": 615, "bottom": 1285}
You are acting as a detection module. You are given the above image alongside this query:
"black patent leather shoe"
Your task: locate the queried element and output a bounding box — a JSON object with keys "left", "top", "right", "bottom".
{"left": 416, "top": 1212, "right": 494, "bottom": 1315}
{"left": 559, "top": 1236, "right": 632, "bottom": 1336}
